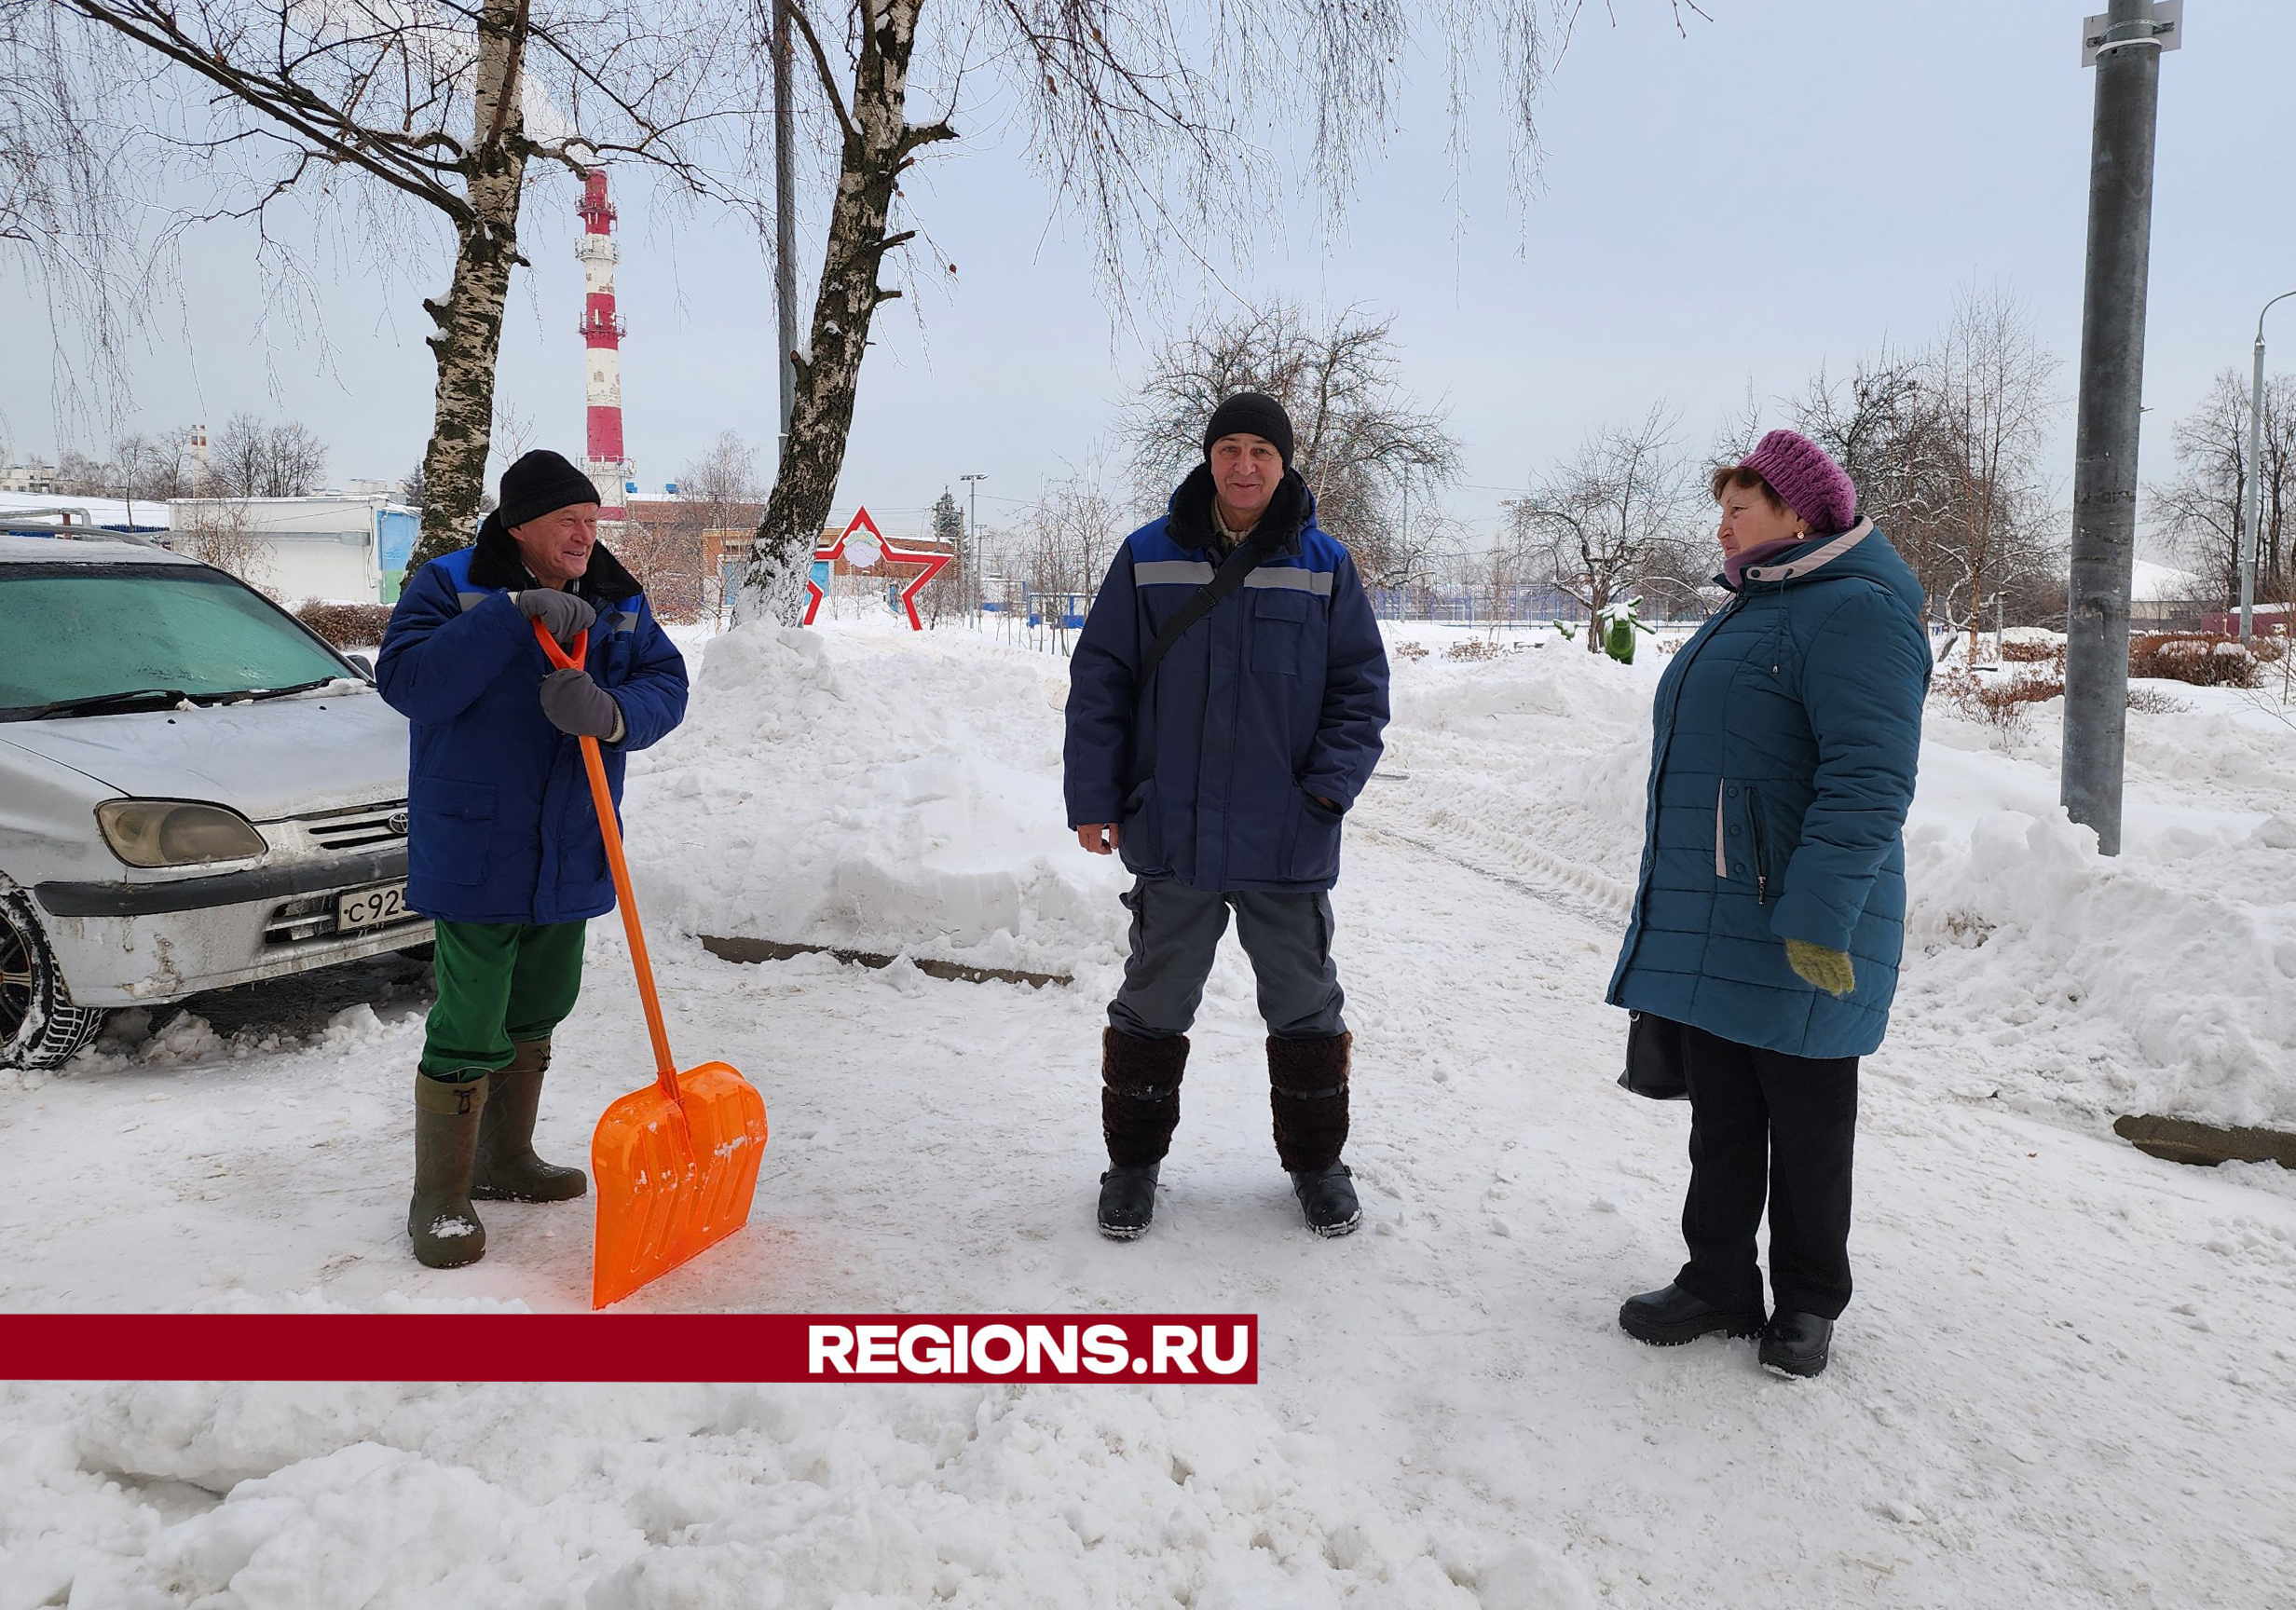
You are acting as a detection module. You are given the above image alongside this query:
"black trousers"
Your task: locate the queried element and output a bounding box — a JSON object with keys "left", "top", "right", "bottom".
{"left": 1673, "top": 1022, "right": 1860, "bottom": 1320}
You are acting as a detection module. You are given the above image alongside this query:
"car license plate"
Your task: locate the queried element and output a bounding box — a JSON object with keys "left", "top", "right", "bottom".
{"left": 337, "top": 881, "right": 409, "bottom": 931}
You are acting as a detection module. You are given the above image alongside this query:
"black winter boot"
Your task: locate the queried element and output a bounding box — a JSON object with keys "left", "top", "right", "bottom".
{"left": 1759, "top": 1311, "right": 1834, "bottom": 1377}
{"left": 1268, "top": 1032, "right": 1351, "bottom": 1173}
{"left": 1098, "top": 1164, "right": 1160, "bottom": 1240}
{"left": 409, "top": 1074, "right": 488, "bottom": 1268}
{"left": 472, "top": 1038, "right": 588, "bottom": 1202}
{"left": 1290, "top": 1162, "right": 1361, "bottom": 1237}
{"left": 1101, "top": 1028, "right": 1187, "bottom": 1168}
{"left": 1618, "top": 1283, "right": 1766, "bottom": 1345}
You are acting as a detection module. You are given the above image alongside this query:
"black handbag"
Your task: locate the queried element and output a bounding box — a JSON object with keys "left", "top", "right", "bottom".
{"left": 1619, "top": 1011, "right": 1689, "bottom": 1101}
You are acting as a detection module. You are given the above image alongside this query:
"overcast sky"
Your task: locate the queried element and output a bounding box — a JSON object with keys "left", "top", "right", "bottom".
{"left": 6, "top": 1, "right": 2292, "bottom": 549}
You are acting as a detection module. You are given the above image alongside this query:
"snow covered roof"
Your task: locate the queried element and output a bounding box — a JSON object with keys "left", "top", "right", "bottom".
{"left": 2132, "top": 559, "right": 2203, "bottom": 602}
{"left": 0, "top": 490, "right": 171, "bottom": 530}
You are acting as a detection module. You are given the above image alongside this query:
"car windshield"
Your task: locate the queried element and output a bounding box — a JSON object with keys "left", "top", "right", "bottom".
{"left": 0, "top": 565, "right": 348, "bottom": 719}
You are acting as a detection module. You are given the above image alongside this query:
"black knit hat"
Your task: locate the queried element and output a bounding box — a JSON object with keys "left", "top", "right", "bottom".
{"left": 497, "top": 449, "right": 601, "bottom": 530}
{"left": 1203, "top": 392, "right": 1294, "bottom": 465}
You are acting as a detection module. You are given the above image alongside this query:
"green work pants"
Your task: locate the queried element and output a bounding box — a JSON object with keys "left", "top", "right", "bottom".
{"left": 419, "top": 920, "right": 588, "bottom": 1082}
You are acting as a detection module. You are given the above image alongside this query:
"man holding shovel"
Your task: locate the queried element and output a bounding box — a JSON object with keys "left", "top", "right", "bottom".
{"left": 1066, "top": 393, "right": 1391, "bottom": 1240}
{"left": 378, "top": 449, "right": 690, "bottom": 1268}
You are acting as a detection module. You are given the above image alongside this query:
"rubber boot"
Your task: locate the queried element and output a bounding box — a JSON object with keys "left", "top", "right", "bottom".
{"left": 409, "top": 1074, "right": 488, "bottom": 1268}
{"left": 472, "top": 1038, "right": 588, "bottom": 1202}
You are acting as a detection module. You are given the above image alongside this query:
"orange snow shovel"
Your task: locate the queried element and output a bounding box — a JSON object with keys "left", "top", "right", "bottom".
{"left": 534, "top": 620, "right": 769, "bottom": 1307}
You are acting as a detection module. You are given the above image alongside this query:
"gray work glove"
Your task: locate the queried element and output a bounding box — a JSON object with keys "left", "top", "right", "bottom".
{"left": 515, "top": 588, "right": 596, "bottom": 647}
{"left": 540, "top": 666, "right": 626, "bottom": 742}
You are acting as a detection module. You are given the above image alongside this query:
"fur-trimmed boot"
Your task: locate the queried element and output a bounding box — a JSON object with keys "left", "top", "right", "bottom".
{"left": 472, "top": 1038, "right": 589, "bottom": 1202}
{"left": 1100, "top": 1028, "right": 1187, "bottom": 1239}
{"left": 1269, "top": 1032, "right": 1360, "bottom": 1236}
{"left": 409, "top": 1073, "right": 488, "bottom": 1268}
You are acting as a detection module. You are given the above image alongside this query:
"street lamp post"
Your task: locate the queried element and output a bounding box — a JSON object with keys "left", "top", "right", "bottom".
{"left": 2061, "top": 0, "right": 2171, "bottom": 859}
{"left": 961, "top": 472, "right": 987, "bottom": 627}
{"left": 2239, "top": 292, "right": 2296, "bottom": 640}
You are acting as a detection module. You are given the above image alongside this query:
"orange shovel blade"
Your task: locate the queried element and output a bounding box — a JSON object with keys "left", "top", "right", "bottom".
{"left": 591, "top": 1061, "right": 769, "bottom": 1309}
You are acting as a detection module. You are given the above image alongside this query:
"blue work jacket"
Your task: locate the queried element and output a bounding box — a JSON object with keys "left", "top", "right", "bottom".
{"left": 1607, "top": 519, "right": 1932, "bottom": 1059}
{"left": 1064, "top": 466, "right": 1390, "bottom": 893}
{"left": 376, "top": 521, "right": 689, "bottom": 925}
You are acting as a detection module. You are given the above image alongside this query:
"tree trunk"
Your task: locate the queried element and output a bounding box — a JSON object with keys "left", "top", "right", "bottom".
{"left": 738, "top": 1, "right": 945, "bottom": 625}
{"left": 405, "top": 0, "right": 531, "bottom": 575}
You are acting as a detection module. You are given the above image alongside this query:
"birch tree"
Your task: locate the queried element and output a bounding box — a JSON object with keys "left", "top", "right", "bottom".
{"left": 30, "top": 0, "right": 776, "bottom": 570}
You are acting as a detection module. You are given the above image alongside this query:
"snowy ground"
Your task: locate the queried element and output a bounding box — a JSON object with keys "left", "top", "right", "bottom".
{"left": 5, "top": 616, "right": 2295, "bottom": 1607}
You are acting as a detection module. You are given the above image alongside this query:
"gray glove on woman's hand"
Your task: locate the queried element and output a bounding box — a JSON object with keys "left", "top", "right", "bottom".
{"left": 515, "top": 588, "right": 596, "bottom": 646}
{"left": 540, "top": 666, "right": 625, "bottom": 741}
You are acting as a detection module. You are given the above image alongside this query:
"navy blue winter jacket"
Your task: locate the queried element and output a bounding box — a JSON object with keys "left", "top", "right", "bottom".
{"left": 1607, "top": 519, "right": 1931, "bottom": 1059}
{"left": 1065, "top": 466, "right": 1390, "bottom": 892}
{"left": 376, "top": 520, "right": 689, "bottom": 925}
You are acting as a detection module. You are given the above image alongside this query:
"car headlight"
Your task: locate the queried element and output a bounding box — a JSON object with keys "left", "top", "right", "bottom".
{"left": 96, "top": 799, "right": 268, "bottom": 867}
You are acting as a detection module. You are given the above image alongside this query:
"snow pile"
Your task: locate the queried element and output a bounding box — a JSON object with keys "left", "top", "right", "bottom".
{"left": 623, "top": 621, "right": 1129, "bottom": 978}
{"left": 6, "top": 1380, "right": 1580, "bottom": 1608}
{"left": 1897, "top": 722, "right": 2296, "bottom": 1130}
{"left": 1367, "top": 634, "right": 2296, "bottom": 1128}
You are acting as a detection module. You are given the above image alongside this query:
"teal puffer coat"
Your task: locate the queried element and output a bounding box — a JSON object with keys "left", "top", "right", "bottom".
{"left": 1606, "top": 519, "right": 1932, "bottom": 1059}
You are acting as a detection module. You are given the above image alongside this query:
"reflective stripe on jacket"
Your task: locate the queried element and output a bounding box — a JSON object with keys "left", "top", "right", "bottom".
{"left": 1064, "top": 466, "right": 1390, "bottom": 893}
{"left": 376, "top": 526, "right": 689, "bottom": 924}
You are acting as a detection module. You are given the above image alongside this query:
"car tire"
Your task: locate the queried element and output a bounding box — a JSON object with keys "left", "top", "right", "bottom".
{"left": 1, "top": 891, "right": 106, "bottom": 1071}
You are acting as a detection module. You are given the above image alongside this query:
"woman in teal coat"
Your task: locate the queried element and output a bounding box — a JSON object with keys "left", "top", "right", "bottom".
{"left": 1609, "top": 430, "right": 1931, "bottom": 1377}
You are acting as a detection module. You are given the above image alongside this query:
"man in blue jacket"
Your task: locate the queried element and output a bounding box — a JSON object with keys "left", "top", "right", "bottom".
{"left": 377, "top": 449, "right": 690, "bottom": 1268}
{"left": 1066, "top": 393, "right": 1390, "bottom": 1240}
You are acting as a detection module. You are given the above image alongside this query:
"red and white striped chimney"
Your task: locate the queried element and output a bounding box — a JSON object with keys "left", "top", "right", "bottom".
{"left": 576, "top": 169, "right": 631, "bottom": 522}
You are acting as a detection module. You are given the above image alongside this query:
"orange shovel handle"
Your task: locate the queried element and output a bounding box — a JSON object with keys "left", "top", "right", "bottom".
{"left": 534, "top": 619, "right": 681, "bottom": 1102}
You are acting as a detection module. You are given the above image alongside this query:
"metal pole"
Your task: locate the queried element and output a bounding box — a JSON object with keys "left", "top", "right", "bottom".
{"left": 773, "top": 0, "right": 798, "bottom": 456}
{"left": 962, "top": 473, "right": 986, "bottom": 629}
{"left": 2061, "top": 0, "right": 2165, "bottom": 858}
{"left": 2244, "top": 330, "right": 2266, "bottom": 639}
{"left": 2240, "top": 293, "right": 2296, "bottom": 639}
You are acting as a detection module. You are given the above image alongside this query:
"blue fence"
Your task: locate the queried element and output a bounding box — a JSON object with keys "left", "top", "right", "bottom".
{"left": 1367, "top": 585, "right": 1583, "bottom": 625}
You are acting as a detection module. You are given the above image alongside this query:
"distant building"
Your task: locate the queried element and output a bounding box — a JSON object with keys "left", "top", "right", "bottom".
{"left": 0, "top": 491, "right": 169, "bottom": 532}
{"left": 0, "top": 463, "right": 62, "bottom": 495}
{"left": 167, "top": 496, "right": 419, "bottom": 604}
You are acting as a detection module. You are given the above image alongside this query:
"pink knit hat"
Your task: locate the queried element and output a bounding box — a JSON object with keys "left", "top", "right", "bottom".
{"left": 1741, "top": 430, "right": 1857, "bottom": 536}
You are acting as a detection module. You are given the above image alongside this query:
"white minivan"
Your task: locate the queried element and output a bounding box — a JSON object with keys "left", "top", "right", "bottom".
{"left": 0, "top": 531, "right": 429, "bottom": 1068}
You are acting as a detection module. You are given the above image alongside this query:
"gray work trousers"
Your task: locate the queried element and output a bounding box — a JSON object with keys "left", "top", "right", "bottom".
{"left": 1107, "top": 877, "right": 1347, "bottom": 1041}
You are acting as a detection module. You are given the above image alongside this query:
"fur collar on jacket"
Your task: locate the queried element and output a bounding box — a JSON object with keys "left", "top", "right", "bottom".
{"left": 467, "top": 510, "right": 644, "bottom": 601}
{"left": 1166, "top": 463, "right": 1313, "bottom": 559}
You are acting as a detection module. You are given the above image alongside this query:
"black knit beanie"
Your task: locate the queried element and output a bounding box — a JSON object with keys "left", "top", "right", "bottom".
{"left": 1203, "top": 392, "right": 1294, "bottom": 465}
{"left": 497, "top": 449, "right": 602, "bottom": 530}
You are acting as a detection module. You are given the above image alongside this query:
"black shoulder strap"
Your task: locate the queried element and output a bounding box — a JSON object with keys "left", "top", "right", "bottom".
{"left": 1133, "top": 535, "right": 1271, "bottom": 703}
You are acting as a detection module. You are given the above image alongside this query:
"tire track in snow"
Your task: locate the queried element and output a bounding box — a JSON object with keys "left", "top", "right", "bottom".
{"left": 1351, "top": 818, "right": 1630, "bottom": 939}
